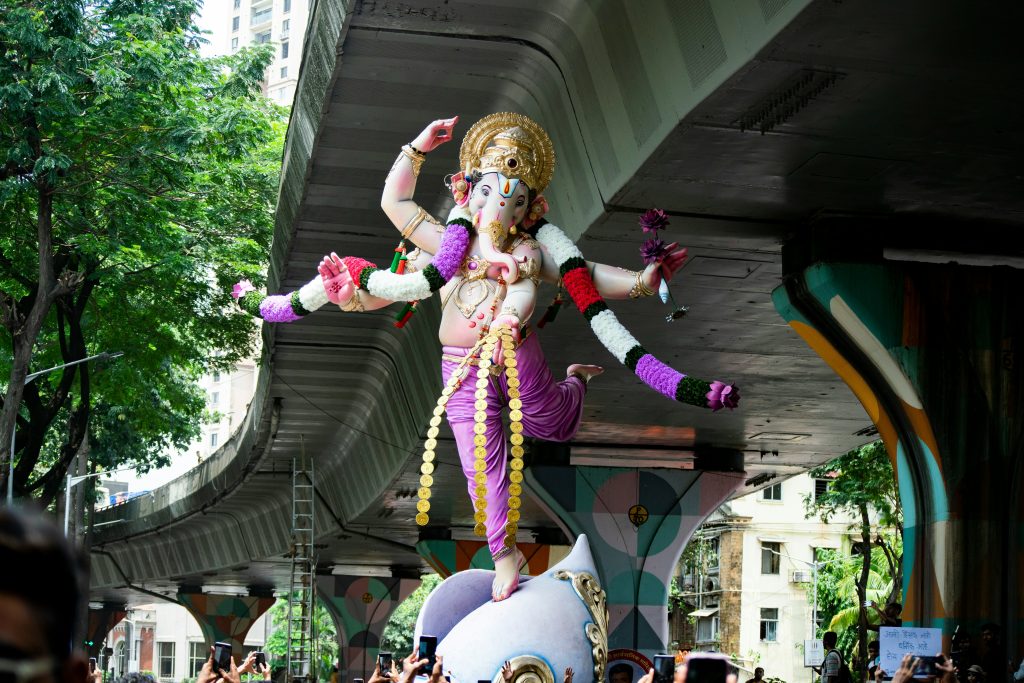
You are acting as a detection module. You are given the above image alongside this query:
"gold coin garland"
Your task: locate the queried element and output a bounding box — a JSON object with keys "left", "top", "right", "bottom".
{"left": 415, "top": 324, "right": 525, "bottom": 554}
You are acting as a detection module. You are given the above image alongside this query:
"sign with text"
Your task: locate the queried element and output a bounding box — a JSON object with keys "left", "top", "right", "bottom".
{"left": 880, "top": 626, "right": 942, "bottom": 672}
{"left": 804, "top": 640, "right": 824, "bottom": 667}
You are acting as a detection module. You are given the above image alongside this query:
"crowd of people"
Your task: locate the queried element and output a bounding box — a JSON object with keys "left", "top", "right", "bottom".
{"left": 3, "top": 504, "right": 1024, "bottom": 683}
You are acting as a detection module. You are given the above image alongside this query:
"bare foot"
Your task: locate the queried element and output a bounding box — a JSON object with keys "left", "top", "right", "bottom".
{"left": 492, "top": 548, "right": 525, "bottom": 601}
{"left": 567, "top": 364, "right": 604, "bottom": 384}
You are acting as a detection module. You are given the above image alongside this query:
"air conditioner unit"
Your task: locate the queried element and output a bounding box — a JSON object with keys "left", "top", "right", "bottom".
{"left": 791, "top": 570, "right": 813, "bottom": 583}
{"left": 704, "top": 577, "right": 721, "bottom": 592}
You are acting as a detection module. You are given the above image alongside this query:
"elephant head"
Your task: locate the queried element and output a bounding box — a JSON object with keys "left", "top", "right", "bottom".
{"left": 455, "top": 114, "right": 556, "bottom": 284}
{"left": 414, "top": 535, "right": 608, "bottom": 683}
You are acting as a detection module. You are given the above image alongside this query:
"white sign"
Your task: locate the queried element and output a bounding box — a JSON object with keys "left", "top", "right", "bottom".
{"left": 804, "top": 640, "right": 824, "bottom": 667}
{"left": 880, "top": 626, "right": 942, "bottom": 672}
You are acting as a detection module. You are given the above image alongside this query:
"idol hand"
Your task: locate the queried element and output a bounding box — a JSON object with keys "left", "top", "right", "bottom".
{"left": 642, "top": 242, "right": 688, "bottom": 290}
{"left": 319, "top": 252, "right": 355, "bottom": 307}
{"left": 411, "top": 116, "right": 459, "bottom": 153}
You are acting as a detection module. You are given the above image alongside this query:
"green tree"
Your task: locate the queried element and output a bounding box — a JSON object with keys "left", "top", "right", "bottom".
{"left": 265, "top": 597, "right": 339, "bottom": 681}
{"left": 804, "top": 441, "right": 903, "bottom": 675}
{"left": 0, "top": 0, "right": 285, "bottom": 505}
{"left": 380, "top": 574, "right": 442, "bottom": 656}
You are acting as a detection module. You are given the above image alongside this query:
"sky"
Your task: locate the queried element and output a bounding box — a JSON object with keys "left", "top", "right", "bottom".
{"left": 195, "top": 0, "right": 232, "bottom": 58}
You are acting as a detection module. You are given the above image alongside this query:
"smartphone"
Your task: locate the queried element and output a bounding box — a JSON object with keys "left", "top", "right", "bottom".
{"left": 912, "top": 656, "right": 939, "bottom": 679}
{"left": 686, "top": 654, "right": 730, "bottom": 683}
{"left": 417, "top": 635, "right": 438, "bottom": 675}
{"left": 654, "top": 654, "right": 675, "bottom": 683}
{"left": 89, "top": 658, "right": 97, "bottom": 673}
{"left": 213, "top": 642, "right": 232, "bottom": 673}
{"left": 254, "top": 652, "right": 266, "bottom": 671}
{"left": 354, "top": 679, "right": 364, "bottom": 683}
{"left": 378, "top": 652, "right": 393, "bottom": 677}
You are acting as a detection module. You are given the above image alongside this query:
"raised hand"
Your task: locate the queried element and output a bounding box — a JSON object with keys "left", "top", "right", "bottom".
{"left": 411, "top": 117, "right": 459, "bottom": 153}
{"left": 642, "top": 242, "right": 688, "bottom": 290}
{"left": 563, "top": 667, "right": 574, "bottom": 683}
{"left": 319, "top": 252, "right": 355, "bottom": 307}
{"left": 502, "top": 660, "right": 515, "bottom": 683}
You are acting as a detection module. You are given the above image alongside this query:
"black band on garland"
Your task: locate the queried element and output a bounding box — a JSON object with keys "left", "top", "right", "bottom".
{"left": 624, "top": 345, "right": 647, "bottom": 372}
{"left": 675, "top": 376, "right": 711, "bottom": 408}
{"left": 422, "top": 264, "right": 447, "bottom": 292}
{"left": 559, "top": 256, "right": 587, "bottom": 277}
{"left": 290, "top": 291, "right": 311, "bottom": 317}
{"left": 582, "top": 301, "right": 608, "bottom": 322}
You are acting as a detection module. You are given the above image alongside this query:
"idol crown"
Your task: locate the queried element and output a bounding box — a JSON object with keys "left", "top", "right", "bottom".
{"left": 460, "top": 113, "right": 555, "bottom": 194}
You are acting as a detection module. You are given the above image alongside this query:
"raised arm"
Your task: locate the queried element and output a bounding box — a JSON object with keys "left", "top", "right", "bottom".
{"left": 538, "top": 240, "right": 688, "bottom": 300}
{"left": 318, "top": 247, "right": 435, "bottom": 312}
{"left": 380, "top": 116, "right": 459, "bottom": 254}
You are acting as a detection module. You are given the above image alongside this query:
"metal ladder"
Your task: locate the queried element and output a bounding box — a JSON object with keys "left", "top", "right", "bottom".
{"left": 286, "top": 445, "right": 316, "bottom": 683}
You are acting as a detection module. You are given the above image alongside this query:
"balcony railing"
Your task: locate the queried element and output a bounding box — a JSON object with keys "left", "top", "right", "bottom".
{"left": 250, "top": 9, "right": 272, "bottom": 26}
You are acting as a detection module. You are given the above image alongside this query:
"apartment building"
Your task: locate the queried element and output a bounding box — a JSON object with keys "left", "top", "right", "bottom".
{"left": 671, "top": 473, "right": 885, "bottom": 682}
{"left": 229, "top": 0, "right": 310, "bottom": 105}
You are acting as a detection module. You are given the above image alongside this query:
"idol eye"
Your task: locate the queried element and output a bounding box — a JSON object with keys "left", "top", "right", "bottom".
{"left": 480, "top": 186, "right": 491, "bottom": 197}
{"left": 516, "top": 196, "right": 526, "bottom": 206}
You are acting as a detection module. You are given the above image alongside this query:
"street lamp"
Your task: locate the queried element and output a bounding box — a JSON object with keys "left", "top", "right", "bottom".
{"left": 7, "top": 351, "right": 124, "bottom": 504}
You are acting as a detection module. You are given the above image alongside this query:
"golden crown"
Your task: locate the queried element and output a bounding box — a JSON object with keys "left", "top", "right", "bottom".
{"left": 459, "top": 112, "right": 555, "bottom": 194}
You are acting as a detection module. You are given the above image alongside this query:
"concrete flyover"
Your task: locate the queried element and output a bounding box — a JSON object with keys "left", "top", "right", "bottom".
{"left": 89, "top": 0, "right": 1024, "bottom": 659}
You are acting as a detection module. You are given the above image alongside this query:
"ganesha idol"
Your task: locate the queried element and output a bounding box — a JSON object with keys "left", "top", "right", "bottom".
{"left": 233, "top": 112, "right": 740, "bottom": 602}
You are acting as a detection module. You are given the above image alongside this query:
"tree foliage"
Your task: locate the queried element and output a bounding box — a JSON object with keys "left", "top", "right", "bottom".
{"left": 265, "top": 597, "right": 339, "bottom": 680}
{"left": 0, "top": 0, "right": 286, "bottom": 505}
{"left": 804, "top": 441, "right": 903, "bottom": 675}
{"left": 380, "top": 574, "right": 442, "bottom": 656}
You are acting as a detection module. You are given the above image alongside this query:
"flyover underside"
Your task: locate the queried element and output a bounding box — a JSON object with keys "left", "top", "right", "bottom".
{"left": 88, "top": 0, "right": 1024, "bottom": 604}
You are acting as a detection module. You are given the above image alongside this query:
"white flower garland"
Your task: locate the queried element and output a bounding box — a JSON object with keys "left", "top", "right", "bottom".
{"left": 536, "top": 223, "right": 641, "bottom": 364}
{"left": 366, "top": 268, "right": 434, "bottom": 301}
{"left": 298, "top": 277, "right": 330, "bottom": 312}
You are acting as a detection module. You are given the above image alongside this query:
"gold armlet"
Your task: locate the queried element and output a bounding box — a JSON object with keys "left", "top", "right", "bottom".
{"left": 400, "top": 144, "right": 426, "bottom": 177}
{"left": 629, "top": 271, "right": 655, "bottom": 299}
{"left": 401, "top": 206, "right": 430, "bottom": 240}
{"left": 499, "top": 304, "right": 521, "bottom": 319}
{"left": 517, "top": 257, "right": 541, "bottom": 285}
{"left": 340, "top": 289, "right": 365, "bottom": 312}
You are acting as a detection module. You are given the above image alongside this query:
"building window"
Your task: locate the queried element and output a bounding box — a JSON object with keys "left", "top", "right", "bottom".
{"left": 762, "top": 483, "right": 782, "bottom": 501}
{"left": 759, "top": 608, "right": 779, "bottom": 642}
{"left": 706, "top": 536, "right": 720, "bottom": 569}
{"left": 696, "top": 616, "right": 720, "bottom": 642}
{"left": 211, "top": 391, "right": 220, "bottom": 405}
{"left": 761, "top": 542, "right": 781, "bottom": 574}
{"left": 230, "top": 37, "right": 238, "bottom": 50}
{"left": 232, "top": 16, "right": 239, "bottom": 31}
{"left": 814, "top": 478, "right": 831, "bottom": 501}
{"left": 281, "top": 41, "right": 289, "bottom": 58}
{"left": 233, "top": 0, "right": 240, "bottom": 7}
{"left": 280, "top": 66, "right": 288, "bottom": 78}
{"left": 212, "top": 371, "right": 221, "bottom": 383}
{"left": 255, "top": 30, "right": 271, "bottom": 44}
{"left": 283, "top": 0, "right": 291, "bottom": 12}
{"left": 281, "top": 18, "right": 290, "bottom": 37}
{"left": 189, "top": 642, "right": 206, "bottom": 677}
{"left": 210, "top": 432, "right": 219, "bottom": 447}
{"left": 157, "top": 642, "right": 175, "bottom": 679}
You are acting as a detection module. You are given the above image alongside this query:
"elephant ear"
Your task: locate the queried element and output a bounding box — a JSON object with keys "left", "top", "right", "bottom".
{"left": 450, "top": 171, "right": 471, "bottom": 207}
{"left": 414, "top": 569, "right": 495, "bottom": 645}
{"left": 522, "top": 195, "right": 549, "bottom": 230}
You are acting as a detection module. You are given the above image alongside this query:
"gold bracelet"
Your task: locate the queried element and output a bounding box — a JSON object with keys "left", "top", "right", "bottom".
{"left": 629, "top": 271, "right": 655, "bottom": 299}
{"left": 401, "top": 206, "right": 429, "bottom": 240}
{"left": 400, "top": 144, "right": 425, "bottom": 177}
{"left": 340, "top": 289, "right": 365, "bottom": 313}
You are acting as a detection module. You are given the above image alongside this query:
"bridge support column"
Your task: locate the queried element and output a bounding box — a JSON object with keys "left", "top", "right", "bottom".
{"left": 526, "top": 462, "right": 744, "bottom": 661}
{"left": 176, "top": 590, "right": 275, "bottom": 651}
{"left": 415, "top": 539, "right": 571, "bottom": 578}
{"left": 317, "top": 575, "right": 420, "bottom": 681}
{"left": 774, "top": 256, "right": 1024, "bottom": 656}
{"left": 86, "top": 601, "right": 126, "bottom": 659}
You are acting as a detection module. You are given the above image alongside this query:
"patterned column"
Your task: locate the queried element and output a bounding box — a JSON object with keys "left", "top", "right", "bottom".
{"left": 86, "top": 602, "right": 126, "bottom": 658}
{"left": 527, "top": 465, "right": 744, "bottom": 660}
{"left": 415, "top": 539, "right": 571, "bottom": 578}
{"left": 176, "top": 591, "right": 275, "bottom": 651}
{"left": 773, "top": 259, "right": 1024, "bottom": 654}
{"left": 317, "top": 575, "right": 420, "bottom": 681}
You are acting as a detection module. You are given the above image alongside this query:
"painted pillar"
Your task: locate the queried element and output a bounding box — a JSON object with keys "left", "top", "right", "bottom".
{"left": 773, "top": 258, "right": 1024, "bottom": 659}
{"left": 526, "top": 464, "right": 745, "bottom": 660}
{"left": 176, "top": 591, "right": 276, "bottom": 651}
{"left": 317, "top": 575, "right": 421, "bottom": 682}
{"left": 86, "top": 602, "right": 126, "bottom": 658}
{"left": 415, "top": 539, "right": 571, "bottom": 578}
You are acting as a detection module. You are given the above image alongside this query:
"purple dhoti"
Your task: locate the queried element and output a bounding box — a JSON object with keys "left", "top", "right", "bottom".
{"left": 442, "top": 331, "right": 586, "bottom": 558}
